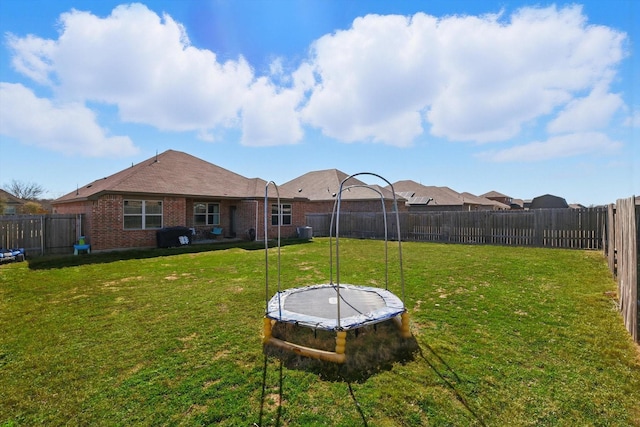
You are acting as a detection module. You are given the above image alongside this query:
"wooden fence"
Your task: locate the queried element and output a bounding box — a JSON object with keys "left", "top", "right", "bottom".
{"left": 307, "top": 203, "right": 639, "bottom": 343}
{"left": 604, "top": 197, "right": 639, "bottom": 343}
{"left": 307, "top": 208, "right": 607, "bottom": 249}
{"left": 0, "top": 214, "right": 85, "bottom": 256}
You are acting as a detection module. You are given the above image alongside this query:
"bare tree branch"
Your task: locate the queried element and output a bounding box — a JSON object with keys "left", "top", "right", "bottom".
{"left": 5, "top": 180, "right": 46, "bottom": 200}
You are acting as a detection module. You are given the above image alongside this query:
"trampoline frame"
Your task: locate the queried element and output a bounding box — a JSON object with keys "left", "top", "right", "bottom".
{"left": 262, "top": 173, "right": 411, "bottom": 363}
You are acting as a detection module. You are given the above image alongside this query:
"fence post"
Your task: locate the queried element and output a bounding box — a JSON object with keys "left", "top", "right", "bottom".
{"left": 613, "top": 196, "right": 639, "bottom": 343}
{"left": 534, "top": 211, "right": 543, "bottom": 247}
{"left": 606, "top": 204, "right": 616, "bottom": 275}
{"left": 40, "top": 215, "right": 45, "bottom": 255}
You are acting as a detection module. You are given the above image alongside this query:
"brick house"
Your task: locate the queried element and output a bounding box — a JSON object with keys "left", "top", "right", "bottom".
{"left": 52, "top": 150, "right": 303, "bottom": 251}
{"left": 0, "top": 189, "right": 27, "bottom": 215}
{"left": 481, "top": 190, "right": 522, "bottom": 209}
{"left": 280, "top": 169, "right": 407, "bottom": 214}
{"left": 391, "top": 180, "right": 506, "bottom": 211}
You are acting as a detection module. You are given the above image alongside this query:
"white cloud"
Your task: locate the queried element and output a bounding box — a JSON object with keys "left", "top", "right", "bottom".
{"left": 547, "top": 84, "right": 624, "bottom": 133}
{"left": 624, "top": 109, "right": 640, "bottom": 128}
{"left": 4, "top": 3, "right": 628, "bottom": 156}
{"left": 429, "top": 6, "right": 626, "bottom": 142}
{"left": 241, "top": 77, "right": 304, "bottom": 146}
{"left": 7, "top": 34, "right": 56, "bottom": 86}
{"left": 302, "top": 5, "right": 626, "bottom": 145}
{"left": 477, "top": 132, "right": 622, "bottom": 162}
{"left": 302, "top": 13, "right": 439, "bottom": 145}
{"left": 0, "top": 82, "right": 138, "bottom": 157}
{"left": 7, "top": 4, "right": 255, "bottom": 132}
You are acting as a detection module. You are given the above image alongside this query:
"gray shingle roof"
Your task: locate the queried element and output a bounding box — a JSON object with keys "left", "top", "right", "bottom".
{"left": 460, "top": 192, "right": 508, "bottom": 209}
{"left": 54, "top": 150, "right": 290, "bottom": 203}
{"left": 481, "top": 190, "right": 510, "bottom": 199}
{"left": 390, "top": 180, "right": 463, "bottom": 206}
{"left": 280, "top": 169, "right": 399, "bottom": 201}
{"left": 0, "top": 189, "right": 26, "bottom": 205}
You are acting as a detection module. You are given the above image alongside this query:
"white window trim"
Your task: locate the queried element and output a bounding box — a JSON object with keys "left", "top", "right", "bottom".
{"left": 271, "top": 203, "right": 292, "bottom": 226}
{"left": 194, "top": 202, "right": 220, "bottom": 226}
{"left": 123, "top": 199, "right": 163, "bottom": 230}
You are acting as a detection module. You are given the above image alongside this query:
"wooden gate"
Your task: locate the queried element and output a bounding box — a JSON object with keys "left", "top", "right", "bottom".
{"left": 0, "top": 214, "right": 85, "bottom": 256}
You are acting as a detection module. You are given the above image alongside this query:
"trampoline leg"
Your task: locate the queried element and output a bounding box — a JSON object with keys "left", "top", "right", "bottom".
{"left": 400, "top": 312, "right": 412, "bottom": 338}
{"left": 335, "top": 331, "right": 347, "bottom": 355}
{"left": 263, "top": 317, "right": 273, "bottom": 343}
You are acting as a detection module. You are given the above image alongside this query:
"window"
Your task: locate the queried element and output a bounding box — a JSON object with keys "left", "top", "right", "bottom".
{"left": 271, "top": 203, "right": 292, "bottom": 226}
{"left": 123, "top": 200, "right": 163, "bottom": 229}
{"left": 194, "top": 202, "right": 220, "bottom": 225}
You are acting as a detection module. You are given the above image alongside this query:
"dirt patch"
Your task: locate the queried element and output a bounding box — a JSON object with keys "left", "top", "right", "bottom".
{"left": 178, "top": 333, "right": 198, "bottom": 342}
{"left": 203, "top": 379, "right": 221, "bottom": 390}
{"left": 212, "top": 349, "right": 230, "bottom": 361}
{"left": 184, "top": 403, "right": 208, "bottom": 416}
{"left": 264, "top": 393, "right": 282, "bottom": 412}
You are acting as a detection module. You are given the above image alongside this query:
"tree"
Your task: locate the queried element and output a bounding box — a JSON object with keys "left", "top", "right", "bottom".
{"left": 22, "top": 201, "right": 46, "bottom": 214}
{"left": 5, "top": 180, "right": 45, "bottom": 200}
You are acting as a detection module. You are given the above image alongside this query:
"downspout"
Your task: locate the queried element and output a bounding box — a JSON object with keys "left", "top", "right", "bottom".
{"left": 254, "top": 200, "right": 259, "bottom": 241}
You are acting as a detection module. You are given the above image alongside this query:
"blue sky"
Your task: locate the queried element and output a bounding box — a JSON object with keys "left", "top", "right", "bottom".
{"left": 0, "top": 0, "right": 637, "bottom": 206}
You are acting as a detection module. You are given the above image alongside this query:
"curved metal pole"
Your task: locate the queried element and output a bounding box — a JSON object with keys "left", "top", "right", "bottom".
{"left": 335, "top": 173, "right": 405, "bottom": 305}
{"left": 329, "top": 193, "right": 338, "bottom": 285}
{"left": 330, "top": 184, "right": 389, "bottom": 288}
{"left": 264, "top": 181, "right": 282, "bottom": 318}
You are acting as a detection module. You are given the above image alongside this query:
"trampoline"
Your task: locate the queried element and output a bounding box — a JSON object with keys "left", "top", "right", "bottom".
{"left": 266, "top": 283, "right": 405, "bottom": 330}
{"left": 262, "top": 173, "right": 411, "bottom": 363}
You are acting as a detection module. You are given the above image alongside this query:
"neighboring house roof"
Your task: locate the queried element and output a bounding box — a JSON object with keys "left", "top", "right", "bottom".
{"left": 390, "top": 180, "right": 463, "bottom": 206}
{"left": 391, "top": 181, "right": 510, "bottom": 209}
{"left": 481, "top": 190, "right": 509, "bottom": 199}
{"left": 54, "top": 150, "right": 297, "bottom": 203}
{"left": 280, "top": 169, "right": 399, "bottom": 201}
{"left": 0, "top": 189, "right": 25, "bottom": 205}
{"left": 529, "top": 194, "right": 569, "bottom": 209}
{"left": 511, "top": 198, "right": 525, "bottom": 209}
{"left": 0, "top": 189, "right": 27, "bottom": 214}
{"left": 460, "top": 192, "right": 509, "bottom": 209}
{"left": 481, "top": 190, "right": 515, "bottom": 208}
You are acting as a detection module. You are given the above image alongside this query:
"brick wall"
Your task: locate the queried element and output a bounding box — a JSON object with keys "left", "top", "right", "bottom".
{"left": 52, "top": 194, "right": 402, "bottom": 250}
{"left": 163, "top": 197, "right": 187, "bottom": 227}
{"left": 239, "top": 200, "right": 260, "bottom": 239}
{"left": 55, "top": 195, "right": 188, "bottom": 250}
{"left": 258, "top": 199, "right": 406, "bottom": 240}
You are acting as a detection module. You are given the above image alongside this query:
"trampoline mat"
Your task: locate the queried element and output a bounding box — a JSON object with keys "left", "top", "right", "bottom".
{"left": 266, "top": 283, "right": 405, "bottom": 330}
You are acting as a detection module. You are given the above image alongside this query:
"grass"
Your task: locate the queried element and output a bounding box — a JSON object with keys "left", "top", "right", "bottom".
{"left": 1, "top": 238, "right": 639, "bottom": 426}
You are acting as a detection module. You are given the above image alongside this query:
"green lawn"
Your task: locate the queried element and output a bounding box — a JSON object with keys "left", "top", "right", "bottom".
{"left": 1, "top": 239, "right": 639, "bottom": 426}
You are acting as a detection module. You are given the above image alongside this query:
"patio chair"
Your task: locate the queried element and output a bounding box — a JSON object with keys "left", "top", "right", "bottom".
{"left": 210, "top": 227, "right": 223, "bottom": 239}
